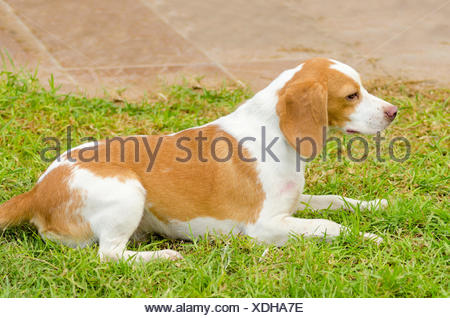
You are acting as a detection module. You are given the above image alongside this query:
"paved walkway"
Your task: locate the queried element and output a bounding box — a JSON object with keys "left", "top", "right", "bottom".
{"left": 1, "top": 0, "right": 449, "bottom": 99}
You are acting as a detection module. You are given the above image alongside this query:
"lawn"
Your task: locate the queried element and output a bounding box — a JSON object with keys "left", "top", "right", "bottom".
{"left": 0, "top": 66, "right": 448, "bottom": 297}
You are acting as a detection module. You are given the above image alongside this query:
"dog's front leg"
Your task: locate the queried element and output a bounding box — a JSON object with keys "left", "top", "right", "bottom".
{"left": 296, "top": 194, "right": 387, "bottom": 212}
{"left": 284, "top": 216, "right": 382, "bottom": 244}
{"left": 247, "top": 216, "right": 382, "bottom": 246}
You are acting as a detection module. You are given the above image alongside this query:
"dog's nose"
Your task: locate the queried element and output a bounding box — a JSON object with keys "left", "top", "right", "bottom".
{"left": 384, "top": 105, "right": 398, "bottom": 121}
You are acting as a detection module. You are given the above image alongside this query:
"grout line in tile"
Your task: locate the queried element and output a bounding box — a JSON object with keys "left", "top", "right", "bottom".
{"left": 0, "top": 0, "right": 78, "bottom": 86}
{"left": 139, "top": 0, "right": 245, "bottom": 87}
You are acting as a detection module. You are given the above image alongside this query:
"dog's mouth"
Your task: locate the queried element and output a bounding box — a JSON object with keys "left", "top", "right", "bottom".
{"left": 345, "top": 129, "right": 360, "bottom": 134}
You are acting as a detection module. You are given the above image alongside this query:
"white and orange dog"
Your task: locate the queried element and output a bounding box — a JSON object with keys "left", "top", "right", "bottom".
{"left": 0, "top": 58, "right": 397, "bottom": 261}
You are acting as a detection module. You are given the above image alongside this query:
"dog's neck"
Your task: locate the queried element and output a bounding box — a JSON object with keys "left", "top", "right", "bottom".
{"left": 232, "top": 63, "right": 304, "bottom": 128}
{"left": 217, "top": 64, "right": 304, "bottom": 133}
{"left": 214, "top": 64, "right": 306, "bottom": 174}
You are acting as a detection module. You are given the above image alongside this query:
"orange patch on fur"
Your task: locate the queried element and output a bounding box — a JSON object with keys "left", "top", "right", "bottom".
{"left": 0, "top": 165, "right": 92, "bottom": 245}
{"left": 67, "top": 125, "right": 265, "bottom": 224}
{"left": 12, "top": 165, "right": 94, "bottom": 244}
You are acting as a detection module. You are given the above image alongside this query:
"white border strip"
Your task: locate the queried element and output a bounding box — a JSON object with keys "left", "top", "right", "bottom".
{"left": 0, "top": 298, "right": 448, "bottom": 317}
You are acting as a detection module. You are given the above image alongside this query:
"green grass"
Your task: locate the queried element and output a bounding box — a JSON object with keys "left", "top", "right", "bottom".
{"left": 0, "top": 66, "right": 448, "bottom": 297}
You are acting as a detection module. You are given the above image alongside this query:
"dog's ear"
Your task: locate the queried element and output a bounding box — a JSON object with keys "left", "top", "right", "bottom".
{"left": 276, "top": 80, "right": 328, "bottom": 158}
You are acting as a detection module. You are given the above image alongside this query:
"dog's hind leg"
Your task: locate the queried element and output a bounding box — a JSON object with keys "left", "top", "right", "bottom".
{"left": 70, "top": 168, "right": 183, "bottom": 262}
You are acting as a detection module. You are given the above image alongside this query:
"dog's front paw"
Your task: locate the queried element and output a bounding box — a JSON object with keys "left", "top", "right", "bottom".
{"left": 362, "top": 199, "right": 388, "bottom": 210}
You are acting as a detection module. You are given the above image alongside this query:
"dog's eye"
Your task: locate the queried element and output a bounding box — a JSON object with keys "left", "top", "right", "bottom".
{"left": 346, "top": 92, "right": 359, "bottom": 101}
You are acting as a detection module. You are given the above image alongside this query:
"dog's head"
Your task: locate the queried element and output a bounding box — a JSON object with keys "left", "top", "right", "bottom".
{"left": 276, "top": 58, "right": 397, "bottom": 157}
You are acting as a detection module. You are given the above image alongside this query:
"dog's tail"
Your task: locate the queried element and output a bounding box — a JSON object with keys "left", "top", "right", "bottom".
{"left": 0, "top": 190, "right": 35, "bottom": 229}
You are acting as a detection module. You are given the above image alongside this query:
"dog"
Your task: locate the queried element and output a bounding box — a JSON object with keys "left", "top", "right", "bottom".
{"left": 0, "top": 58, "right": 397, "bottom": 261}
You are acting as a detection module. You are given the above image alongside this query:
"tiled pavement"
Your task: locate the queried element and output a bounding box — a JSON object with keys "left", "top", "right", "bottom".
{"left": 1, "top": 0, "right": 449, "bottom": 99}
